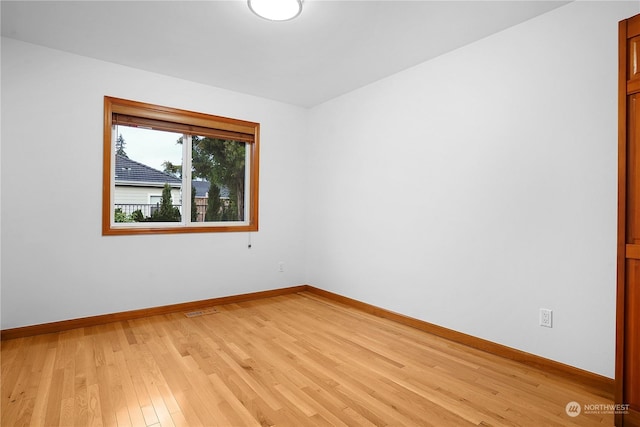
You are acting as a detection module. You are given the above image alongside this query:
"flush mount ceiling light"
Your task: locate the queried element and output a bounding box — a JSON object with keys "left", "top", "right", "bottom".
{"left": 248, "top": 0, "right": 303, "bottom": 21}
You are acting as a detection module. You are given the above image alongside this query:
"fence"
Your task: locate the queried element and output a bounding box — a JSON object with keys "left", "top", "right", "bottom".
{"left": 115, "top": 202, "right": 210, "bottom": 222}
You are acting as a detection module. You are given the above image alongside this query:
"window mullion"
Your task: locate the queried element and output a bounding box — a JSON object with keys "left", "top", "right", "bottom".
{"left": 183, "top": 134, "right": 193, "bottom": 225}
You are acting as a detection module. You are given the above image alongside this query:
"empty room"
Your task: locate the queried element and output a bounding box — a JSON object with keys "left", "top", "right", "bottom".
{"left": 2, "top": 0, "right": 640, "bottom": 426}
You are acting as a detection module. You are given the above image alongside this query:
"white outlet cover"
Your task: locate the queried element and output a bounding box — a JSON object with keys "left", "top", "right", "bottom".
{"left": 540, "top": 308, "right": 553, "bottom": 328}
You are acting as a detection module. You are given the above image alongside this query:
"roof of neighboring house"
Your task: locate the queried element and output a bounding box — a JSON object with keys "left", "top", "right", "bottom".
{"left": 115, "top": 154, "right": 181, "bottom": 185}
{"left": 115, "top": 155, "right": 231, "bottom": 198}
{"left": 192, "top": 180, "right": 230, "bottom": 199}
{"left": 192, "top": 180, "right": 209, "bottom": 198}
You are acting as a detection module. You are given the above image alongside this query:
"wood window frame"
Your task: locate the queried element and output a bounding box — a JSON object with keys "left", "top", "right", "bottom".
{"left": 102, "top": 96, "right": 260, "bottom": 235}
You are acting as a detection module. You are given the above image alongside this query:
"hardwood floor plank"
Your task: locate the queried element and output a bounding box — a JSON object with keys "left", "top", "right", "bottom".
{"left": 95, "top": 367, "right": 116, "bottom": 427}
{"left": 1, "top": 339, "right": 32, "bottom": 423}
{"left": 29, "top": 347, "right": 57, "bottom": 427}
{"left": 86, "top": 383, "right": 104, "bottom": 427}
{"left": 114, "top": 350, "right": 147, "bottom": 427}
{"left": 2, "top": 292, "right": 615, "bottom": 427}
{"left": 169, "top": 389, "right": 214, "bottom": 426}
{"left": 168, "top": 409, "right": 189, "bottom": 427}
{"left": 60, "top": 396, "right": 75, "bottom": 427}
{"left": 210, "top": 373, "right": 263, "bottom": 427}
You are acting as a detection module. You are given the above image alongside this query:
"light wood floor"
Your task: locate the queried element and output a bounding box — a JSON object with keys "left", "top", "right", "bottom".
{"left": 1, "top": 292, "right": 613, "bottom": 426}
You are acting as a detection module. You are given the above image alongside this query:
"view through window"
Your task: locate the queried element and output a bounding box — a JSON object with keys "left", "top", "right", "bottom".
{"left": 103, "top": 97, "right": 259, "bottom": 235}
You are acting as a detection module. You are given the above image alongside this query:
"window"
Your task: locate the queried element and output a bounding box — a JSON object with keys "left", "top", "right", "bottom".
{"left": 103, "top": 96, "right": 259, "bottom": 235}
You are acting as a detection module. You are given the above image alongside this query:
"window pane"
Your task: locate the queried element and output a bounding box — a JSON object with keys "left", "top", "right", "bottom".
{"left": 191, "top": 136, "right": 247, "bottom": 223}
{"left": 113, "top": 125, "right": 184, "bottom": 223}
{"left": 103, "top": 96, "right": 259, "bottom": 235}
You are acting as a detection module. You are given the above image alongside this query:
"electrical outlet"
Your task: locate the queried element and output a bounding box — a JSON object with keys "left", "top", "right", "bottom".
{"left": 278, "top": 262, "right": 284, "bottom": 272}
{"left": 540, "top": 308, "right": 553, "bottom": 328}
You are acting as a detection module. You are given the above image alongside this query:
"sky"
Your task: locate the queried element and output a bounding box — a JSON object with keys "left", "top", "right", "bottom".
{"left": 115, "top": 125, "right": 183, "bottom": 172}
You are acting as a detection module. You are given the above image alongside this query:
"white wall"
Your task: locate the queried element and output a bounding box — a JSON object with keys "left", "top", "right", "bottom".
{"left": 0, "top": 37, "right": 308, "bottom": 329}
{"left": 305, "top": 0, "right": 639, "bottom": 378}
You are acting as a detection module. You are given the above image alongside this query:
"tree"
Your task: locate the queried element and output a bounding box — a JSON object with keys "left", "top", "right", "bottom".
{"left": 116, "top": 134, "right": 128, "bottom": 158}
{"left": 131, "top": 209, "right": 144, "bottom": 222}
{"left": 163, "top": 136, "right": 246, "bottom": 221}
{"left": 191, "top": 137, "right": 246, "bottom": 221}
{"left": 149, "top": 183, "right": 181, "bottom": 222}
{"left": 114, "top": 208, "right": 132, "bottom": 223}
{"left": 162, "top": 161, "right": 181, "bottom": 178}
{"left": 191, "top": 185, "right": 198, "bottom": 222}
{"left": 161, "top": 137, "right": 185, "bottom": 178}
{"left": 205, "top": 181, "right": 222, "bottom": 221}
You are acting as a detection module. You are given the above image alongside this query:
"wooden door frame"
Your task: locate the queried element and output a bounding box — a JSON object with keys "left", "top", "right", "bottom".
{"left": 617, "top": 13, "right": 640, "bottom": 427}
{"left": 616, "top": 17, "right": 627, "bottom": 427}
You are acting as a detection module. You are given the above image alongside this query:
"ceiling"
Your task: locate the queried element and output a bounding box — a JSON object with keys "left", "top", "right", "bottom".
{"left": 1, "top": 1, "right": 570, "bottom": 108}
